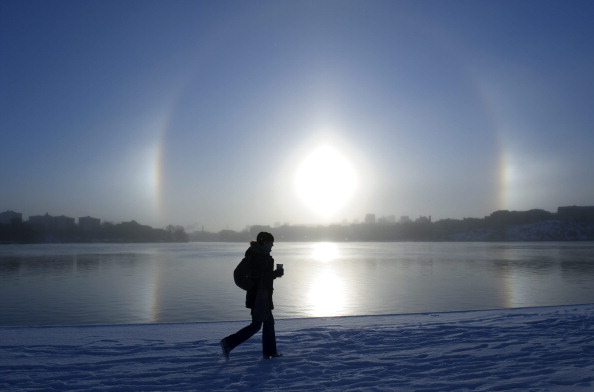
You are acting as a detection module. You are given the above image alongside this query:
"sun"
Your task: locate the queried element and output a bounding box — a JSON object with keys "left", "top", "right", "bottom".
{"left": 295, "top": 146, "right": 357, "bottom": 216}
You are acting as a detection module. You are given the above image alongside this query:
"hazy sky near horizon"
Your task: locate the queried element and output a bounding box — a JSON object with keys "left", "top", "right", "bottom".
{"left": 2, "top": 0, "right": 594, "bottom": 231}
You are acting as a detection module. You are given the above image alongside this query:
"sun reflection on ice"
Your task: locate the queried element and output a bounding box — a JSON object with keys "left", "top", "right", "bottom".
{"left": 311, "top": 242, "right": 339, "bottom": 263}
{"left": 306, "top": 243, "right": 347, "bottom": 317}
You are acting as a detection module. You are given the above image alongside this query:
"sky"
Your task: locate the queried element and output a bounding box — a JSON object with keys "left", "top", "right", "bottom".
{"left": 2, "top": 0, "right": 594, "bottom": 232}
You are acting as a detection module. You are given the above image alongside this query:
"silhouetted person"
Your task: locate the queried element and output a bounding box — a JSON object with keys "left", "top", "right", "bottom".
{"left": 220, "top": 232, "right": 284, "bottom": 360}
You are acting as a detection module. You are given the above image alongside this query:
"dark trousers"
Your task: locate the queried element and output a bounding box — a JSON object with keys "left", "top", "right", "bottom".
{"left": 224, "top": 309, "right": 277, "bottom": 356}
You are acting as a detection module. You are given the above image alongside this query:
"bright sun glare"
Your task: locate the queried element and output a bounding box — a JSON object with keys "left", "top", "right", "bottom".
{"left": 295, "top": 146, "right": 357, "bottom": 216}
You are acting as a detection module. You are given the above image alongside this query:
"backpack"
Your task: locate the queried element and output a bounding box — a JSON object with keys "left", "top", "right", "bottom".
{"left": 233, "top": 256, "right": 254, "bottom": 290}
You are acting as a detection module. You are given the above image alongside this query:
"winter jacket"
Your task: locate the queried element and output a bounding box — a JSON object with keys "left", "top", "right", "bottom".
{"left": 245, "top": 241, "right": 276, "bottom": 310}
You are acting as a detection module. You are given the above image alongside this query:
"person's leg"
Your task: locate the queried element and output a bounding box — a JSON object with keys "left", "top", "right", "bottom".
{"left": 262, "top": 311, "right": 278, "bottom": 357}
{"left": 223, "top": 311, "right": 262, "bottom": 351}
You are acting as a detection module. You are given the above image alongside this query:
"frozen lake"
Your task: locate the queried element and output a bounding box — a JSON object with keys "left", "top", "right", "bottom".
{"left": 1, "top": 241, "right": 594, "bottom": 326}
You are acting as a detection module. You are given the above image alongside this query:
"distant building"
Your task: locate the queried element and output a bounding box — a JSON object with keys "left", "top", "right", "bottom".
{"left": 378, "top": 215, "right": 396, "bottom": 224}
{"left": 54, "top": 215, "right": 75, "bottom": 231}
{"left": 0, "top": 210, "right": 22, "bottom": 224}
{"left": 399, "top": 216, "right": 412, "bottom": 223}
{"left": 29, "top": 213, "right": 75, "bottom": 232}
{"left": 29, "top": 213, "right": 55, "bottom": 231}
{"left": 364, "top": 213, "right": 376, "bottom": 224}
{"left": 79, "top": 216, "right": 101, "bottom": 231}
{"left": 416, "top": 216, "right": 432, "bottom": 224}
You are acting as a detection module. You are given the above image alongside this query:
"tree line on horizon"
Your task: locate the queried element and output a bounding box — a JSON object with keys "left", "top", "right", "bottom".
{"left": 0, "top": 219, "right": 188, "bottom": 244}
{"left": 1, "top": 206, "right": 593, "bottom": 244}
{"left": 192, "top": 206, "right": 594, "bottom": 242}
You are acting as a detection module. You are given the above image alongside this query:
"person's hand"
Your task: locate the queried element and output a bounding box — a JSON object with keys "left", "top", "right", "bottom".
{"left": 274, "top": 268, "right": 284, "bottom": 278}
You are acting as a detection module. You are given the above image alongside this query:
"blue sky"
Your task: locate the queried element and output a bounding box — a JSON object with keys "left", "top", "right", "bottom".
{"left": 2, "top": 0, "right": 593, "bottom": 231}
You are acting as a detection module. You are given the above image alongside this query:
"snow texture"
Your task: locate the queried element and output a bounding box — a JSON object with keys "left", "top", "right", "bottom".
{"left": 2, "top": 305, "right": 594, "bottom": 391}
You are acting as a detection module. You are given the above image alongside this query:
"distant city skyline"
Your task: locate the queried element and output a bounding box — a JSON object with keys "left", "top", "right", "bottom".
{"left": 0, "top": 207, "right": 435, "bottom": 230}
{"left": 2, "top": 1, "right": 594, "bottom": 232}
{"left": 4, "top": 206, "right": 593, "bottom": 244}
{"left": 3, "top": 204, "right": 591, "bottom": 234}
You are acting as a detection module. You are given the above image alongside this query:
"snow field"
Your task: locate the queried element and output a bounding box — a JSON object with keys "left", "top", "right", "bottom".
{"left": 1, "top": 305, "right": 593, "bottom": 391}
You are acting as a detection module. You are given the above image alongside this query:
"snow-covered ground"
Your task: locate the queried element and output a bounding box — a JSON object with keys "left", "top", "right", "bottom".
{"left": 2, "top": 304, "right": 594, "bottom": 391}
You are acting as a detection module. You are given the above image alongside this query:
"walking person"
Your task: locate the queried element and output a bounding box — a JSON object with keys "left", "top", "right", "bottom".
{"left": 220, "top": 232, "right": 284, "bottom": 360}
